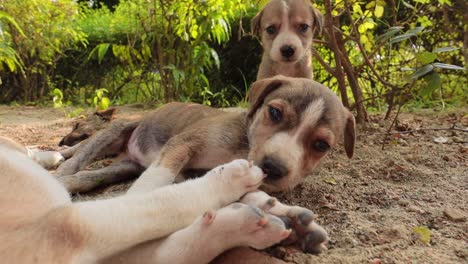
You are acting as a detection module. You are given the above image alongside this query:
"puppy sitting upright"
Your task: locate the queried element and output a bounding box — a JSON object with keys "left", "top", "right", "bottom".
{"left": 252, "top": 0, "right": 324, "bottom": 79}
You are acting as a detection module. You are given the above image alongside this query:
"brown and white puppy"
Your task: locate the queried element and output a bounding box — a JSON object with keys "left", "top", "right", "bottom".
{"left": 56, "top": 75, "right": 355, "bottom": 195}
{"left": 0, "top": 137, "right": 265, "bottom": 264}
{"left": 252, "top": 0, "right": 324, "bottom": 79}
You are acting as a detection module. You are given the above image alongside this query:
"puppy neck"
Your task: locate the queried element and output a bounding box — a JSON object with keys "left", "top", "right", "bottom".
{"left": 257, "top": 51, "right": 312, "bottom": 80}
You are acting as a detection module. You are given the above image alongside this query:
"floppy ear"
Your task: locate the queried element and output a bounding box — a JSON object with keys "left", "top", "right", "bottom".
{"left": 343, "top": 110, "right": 356, "bottom": 158}
{"left": 310, "top": 5, "right": 324, "bottom": 36}
{"left": 247, "top": 77, "right": 284, "bottom": 119}
{"left": 95, "top": 108, "right": 116, "bottom": 122}
{"left": 251, "top": 9, "right": 263, "bottom": 36}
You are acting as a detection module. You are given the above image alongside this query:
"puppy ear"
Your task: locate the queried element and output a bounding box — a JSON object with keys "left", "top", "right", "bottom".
{"left": 310, "top": 6, "right": 324, "bottom": 36}
{"left": 95, "top": 108, "right": 116, "bottom": 122}
{"left": 343, "top": 110, "right": 356, "bottom": 158}
{"left": 247, "top": 77, "right": 284, "bottom": 119}
{"left": 251, "top": 10, "right": 263, "bottom": 36}
{"left": 202, "top": 210, "right": 216, "bottom": 226}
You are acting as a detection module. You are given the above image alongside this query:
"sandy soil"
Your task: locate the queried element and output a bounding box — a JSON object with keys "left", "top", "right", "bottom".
{"left": 0, "top": 105, "right": 466, "bottom": 264}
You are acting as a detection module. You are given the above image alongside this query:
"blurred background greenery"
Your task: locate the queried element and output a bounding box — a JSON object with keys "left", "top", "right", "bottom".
{"left": 0, "top": 0, "right": 466, "bottom": 122}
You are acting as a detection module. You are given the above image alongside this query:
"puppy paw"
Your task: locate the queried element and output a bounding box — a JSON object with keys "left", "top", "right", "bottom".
{"left": 282, "top": 207, "right": 328, "bottom": 254}
{"left": 246, "top": 212, "right": 291, "bottom": 250}
{"left": 29, "top": 150, "right": 65, "bottom": 169}
{"left": 217, "top": 159, "right": 265, "bottom": 192}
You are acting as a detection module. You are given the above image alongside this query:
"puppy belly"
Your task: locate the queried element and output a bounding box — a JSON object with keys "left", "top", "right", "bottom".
{"left": 127, "top": 132, "right": 161, "bottom": 168}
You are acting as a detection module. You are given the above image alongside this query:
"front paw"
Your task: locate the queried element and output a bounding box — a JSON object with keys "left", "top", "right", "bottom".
{"left": 216, "top": 159, "right": 265, "bottom": 192}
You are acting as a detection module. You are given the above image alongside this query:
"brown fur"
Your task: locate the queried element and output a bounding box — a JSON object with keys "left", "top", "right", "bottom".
{"left": 59, "top": 108, "right": 116, "bottom": 146}
{"left": 56, "top": 76, "right": 355, "bottom": 194}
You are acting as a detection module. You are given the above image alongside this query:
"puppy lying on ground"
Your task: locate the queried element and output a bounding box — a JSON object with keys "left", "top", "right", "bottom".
{"left": 56, "top": 76, "right": 355, "bottom": 195}
{"left": 53, "top": 76, "right": 351, "bottom": 256}
{"left": 0, "top": 137, "right": 268, "bottom": 263}
{"left": 252, "top": 0, "right": 324, "bottom": 79}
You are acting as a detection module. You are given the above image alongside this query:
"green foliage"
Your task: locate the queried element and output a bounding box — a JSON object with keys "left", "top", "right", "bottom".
{"left": 0, "top": 0, "right": 87, "bottom": 102}
{"left": 0, "top": 12, "right": 24, "bottom": 76}
{"left": 312, "top": 0, "right": 466, "bottom": 116}
{"left": 0, "top": 0, "right": 465, "bottom": 114}
{"left": 91, "top": 88, "right": 111, "bottom": 110}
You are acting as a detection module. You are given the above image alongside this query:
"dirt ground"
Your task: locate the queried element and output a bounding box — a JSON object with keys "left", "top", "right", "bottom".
{"left": 0, "top": 105, "right": 466, "bottom": 264}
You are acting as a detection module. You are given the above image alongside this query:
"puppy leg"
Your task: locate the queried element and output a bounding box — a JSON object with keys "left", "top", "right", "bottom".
{"left": 58, "top": 159, "right": 144, "bottom": 194}
{"left": 27, "top": 148, "right": 65, "bottom": 169}
{"left": 59, "top": 140, "right": 86, "bottom": 159}
{"left": 127, "top": 132, "right": 203, "bottom": 194}
{"left": 55, "top": 121, "right": 138, "bottom": 176}
{"left": 101, "top": 160, "right": 265, "bottom": 263}
{"left": 240, "top": 191, "right": 328, "bottom": 254}
{"left": 59, "top": 159, "right": 263, "bottom": 262}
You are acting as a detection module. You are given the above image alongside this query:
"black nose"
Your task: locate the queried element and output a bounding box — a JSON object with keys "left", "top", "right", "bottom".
{"left": 260, "top": 156, "right": 289, "bottom": 180}
{"left": 280, "top": 45, "right": 295, "bottom": 58}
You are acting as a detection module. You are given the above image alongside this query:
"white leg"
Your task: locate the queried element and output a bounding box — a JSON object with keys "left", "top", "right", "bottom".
{"left": 126, "top": 166, "right": 175, "bottom": 195}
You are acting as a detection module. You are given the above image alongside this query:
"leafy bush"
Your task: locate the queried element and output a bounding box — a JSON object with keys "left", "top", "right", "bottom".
{"left": 0, "top": 0, "right": 86, "bottom": 102}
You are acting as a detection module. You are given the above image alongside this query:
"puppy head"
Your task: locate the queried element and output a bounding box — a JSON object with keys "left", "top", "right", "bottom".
{"left": 246, "top": 76, "right": 355, "bottom": 193}
{"left": 59, "top": 108, "right": 116, "bottom": 146}
{"left": 252, "top": 0, "right": 324, "bottom": 63}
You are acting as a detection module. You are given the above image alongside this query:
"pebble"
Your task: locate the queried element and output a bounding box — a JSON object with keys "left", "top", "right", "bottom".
{"left": 407, "top": 205, "right": 425, "bottom": 214}
{"left": 452, "top": 136, "right": 465, "bottom": 143}
{"left": 443, "top": 208, "right": 466, "bottom": 222}
{"left": 398, "top": 199, "right": 410, "bottom": 206}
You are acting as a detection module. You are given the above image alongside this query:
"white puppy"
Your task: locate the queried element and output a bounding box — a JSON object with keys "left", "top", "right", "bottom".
{"left": 0, "top": 136, "right": 264, "bottom": 264}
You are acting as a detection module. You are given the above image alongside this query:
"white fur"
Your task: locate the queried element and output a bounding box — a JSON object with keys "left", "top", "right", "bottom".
{"left": 0, "top": 138, "right": 264, "bottom": 264}
{"left": 104, "top": 203, "right": 289, "bottom": 264}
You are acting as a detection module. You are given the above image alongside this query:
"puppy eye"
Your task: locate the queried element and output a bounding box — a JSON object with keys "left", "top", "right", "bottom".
{"left": 313, "top": 140, "right": 330, "bottom": 152}
{"left": 266, "top": 25, "right": 277, "bottom": 35}
{"left": 268, "top": 106, "right": 282, "bottom": 123}
{"left": 299, "top": 23, "right": 309, "bottom": 33}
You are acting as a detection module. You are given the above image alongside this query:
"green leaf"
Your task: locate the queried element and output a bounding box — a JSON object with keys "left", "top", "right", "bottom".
{"left": 432, "top": 63, "right": 465, "bottom": 70}
{"left": 413, "top": 226, "right": 431, "bottom": 245}
{"left": 97, "top": 43, "right": 110, "bottom": 64}
{"left": 420, "top": 72, "right": 441, "bottom": 97}
{"left": 376, "top": 27, "right": 404, "bottom": 43}
{"left": 98, "top": 97, "right": 110, "bottom": 110}
{"left": 374, "top": 5, "right": 384, "bottom": 18}
{"left": 390, "top": 33, "right": 415, "bottom": 44}
{"left": 407, "top": 26, "right": 425, "bottom": 35}
{"left": 411, "top": 64, "right": 434, "bottom": 79}
{"left": 402, "top": 0, "right": 415, "bottom": 9}
{"left": 415, "top": 52, "right": 437, "bottom": 64}
{"left": 433, "top": 47, "right": 460, "bottom": 53}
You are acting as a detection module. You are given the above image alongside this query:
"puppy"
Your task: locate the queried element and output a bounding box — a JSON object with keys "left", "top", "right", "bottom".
{"left": 56, "top": 76, "right": 355, "bottom": 195}
{"left": 252, "top": 0, "right": 324, "bottom": 79}
{"left": 0, "top": 137, "right": 265, "bottom": 263}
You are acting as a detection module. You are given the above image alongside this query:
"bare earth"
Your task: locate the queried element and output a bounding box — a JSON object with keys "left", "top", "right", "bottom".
{"left": 0, "top": 105, "right": 466, "bottom": 264}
